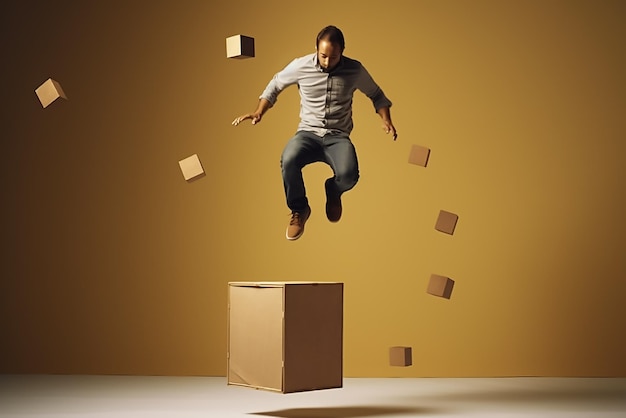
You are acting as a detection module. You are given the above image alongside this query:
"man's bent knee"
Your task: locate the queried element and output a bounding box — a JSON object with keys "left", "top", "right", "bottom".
{"left": 335, "top": 172, "right": 359, "bottom": 193}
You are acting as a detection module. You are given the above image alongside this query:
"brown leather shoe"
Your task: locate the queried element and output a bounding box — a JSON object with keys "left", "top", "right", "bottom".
{"left": 286, "top": 205, "right": 311, "bottom": 240}
{"left": 325, "top": 178, "right": 342, "bottom": 222}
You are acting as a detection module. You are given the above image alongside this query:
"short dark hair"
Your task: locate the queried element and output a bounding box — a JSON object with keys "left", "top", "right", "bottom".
{"left": 316, "top": 25, "right": 345, "bottom": 51}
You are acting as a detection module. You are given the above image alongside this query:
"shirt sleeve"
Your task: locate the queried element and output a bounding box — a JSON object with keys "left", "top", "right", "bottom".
{"left": 259, "top": 57, "right": 302, "bottom": 105}
{"left": 356, "top": 65, "right": 393, "bottom": 112}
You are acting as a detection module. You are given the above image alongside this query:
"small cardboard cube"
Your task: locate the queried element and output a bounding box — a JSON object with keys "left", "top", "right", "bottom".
{"left": 35, "top": 78, "right": 67, "bottom": 108}
{"left": 178, "top": 154, "right": 205, "bottom": 181}
{"left": 408, "top": 144, "right": 430, "bottom": 167}
{"left": 435, "top": 210, "right": 458, "bottom": 235}
{"left": 427, "top": 274, "right": 455, "bottom": 299}
{"left": 389, "top": 346, "right": 412, "bottom": 367}
{"left": 226, "top": 34, "right": 255, "bottom": 58}
{"left": 228, "top": 282, "right": 343, "bottom": 393}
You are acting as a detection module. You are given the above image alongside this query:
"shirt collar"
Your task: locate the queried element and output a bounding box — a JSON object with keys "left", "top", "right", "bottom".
{"left": 313, "top": 53, "right": 344, "bottom": 73}
{"left": 313, "top": 54, "right": 323, "bottom": 72}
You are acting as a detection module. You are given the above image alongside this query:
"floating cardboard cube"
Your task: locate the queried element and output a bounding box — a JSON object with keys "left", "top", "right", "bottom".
{"left": 226, "top": 34, "right": 255, "bottom": 58}
{"left": 389, "top": 346, "right": 412, "bottom": 367}
{"left": 228, "top": 282, "right": 343, "bottom": 393}
{"left": 435, "top": 210, "right": 459, "bottom": 235}
{"left": 178, "top": 154, "right": 205, "bottom": 181}
{"left": 408, "top": 144, "right": 430, "bottom": 167}
{"left": 35, "top": 78, "right": 67, "bottom": 108}
{"left": 427, "top": 274, "right": 455, "bottom": 299}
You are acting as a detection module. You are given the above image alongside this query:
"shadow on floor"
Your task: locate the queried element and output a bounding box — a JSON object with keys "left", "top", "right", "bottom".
{"left": 249, "top": 405, "right": 438, "bottom": 418}
{"left": 403, "top": 380, "right": 626, "bottom": 406}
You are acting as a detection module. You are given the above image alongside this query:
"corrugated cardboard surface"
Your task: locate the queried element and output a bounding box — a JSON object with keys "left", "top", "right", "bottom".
{"left": 227, "top": 285, "right": 283, "bottom": 391}
{"left": 283, "top": 283, "right": 343, "bottom": 393}
{"left": 227, "top": 282, "right": 343, "bottom": 393}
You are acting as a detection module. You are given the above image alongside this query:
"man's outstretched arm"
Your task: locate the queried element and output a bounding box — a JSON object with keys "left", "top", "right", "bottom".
{"left": 232, "top": 98, "right": 273, "bottom": 126}
{"left": 377, "top": 106, "right": 398, "bottom": 141}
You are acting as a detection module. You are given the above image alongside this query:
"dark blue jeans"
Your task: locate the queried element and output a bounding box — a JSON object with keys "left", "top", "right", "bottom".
{"left": 280, "top": 130, "right": 360, "bottom": 212}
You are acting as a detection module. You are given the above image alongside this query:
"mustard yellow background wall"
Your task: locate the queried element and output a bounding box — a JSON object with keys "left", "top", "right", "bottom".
{"left": 1, "top": 0, "right": 625, "bottom": 377}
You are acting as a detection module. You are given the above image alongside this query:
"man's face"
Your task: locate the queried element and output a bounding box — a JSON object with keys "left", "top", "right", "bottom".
{"left": 317, "top": 39, "right": 342, "bottom": 71}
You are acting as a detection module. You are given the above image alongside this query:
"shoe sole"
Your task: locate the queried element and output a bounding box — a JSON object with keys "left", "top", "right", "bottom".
{"left": 286, "top": 230, "right": 304, "bottom": 240}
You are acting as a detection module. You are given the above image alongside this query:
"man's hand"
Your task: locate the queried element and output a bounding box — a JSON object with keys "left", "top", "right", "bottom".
{"left": 232, "top": 113, "right": 262, "bottom": 126}
{"left": 382, "top": 120, "right": 398, "bottom": 141}
{"left": 233, "top": 99, "right": 272, "bottom": 126}
{"left": 377, "top": 106, "right": 397, "bottom": 141}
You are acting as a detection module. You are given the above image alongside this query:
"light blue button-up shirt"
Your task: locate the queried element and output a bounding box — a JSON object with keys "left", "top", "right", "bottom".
{"left": 260, "top": 53, "right": 392, "bottom": 137}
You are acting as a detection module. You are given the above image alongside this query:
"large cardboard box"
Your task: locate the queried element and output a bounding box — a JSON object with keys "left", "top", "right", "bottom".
{"left": 227, "top": 282, "right": 343, "bottom": 393}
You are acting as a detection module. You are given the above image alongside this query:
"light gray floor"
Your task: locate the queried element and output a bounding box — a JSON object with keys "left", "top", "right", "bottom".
{"left": 1, "top": 375, "right": 625, "bottom": 417}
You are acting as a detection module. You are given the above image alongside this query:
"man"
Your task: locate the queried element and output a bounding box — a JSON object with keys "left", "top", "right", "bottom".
{"left": 233, "top": 25, "right": 397, "bottom": 241}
